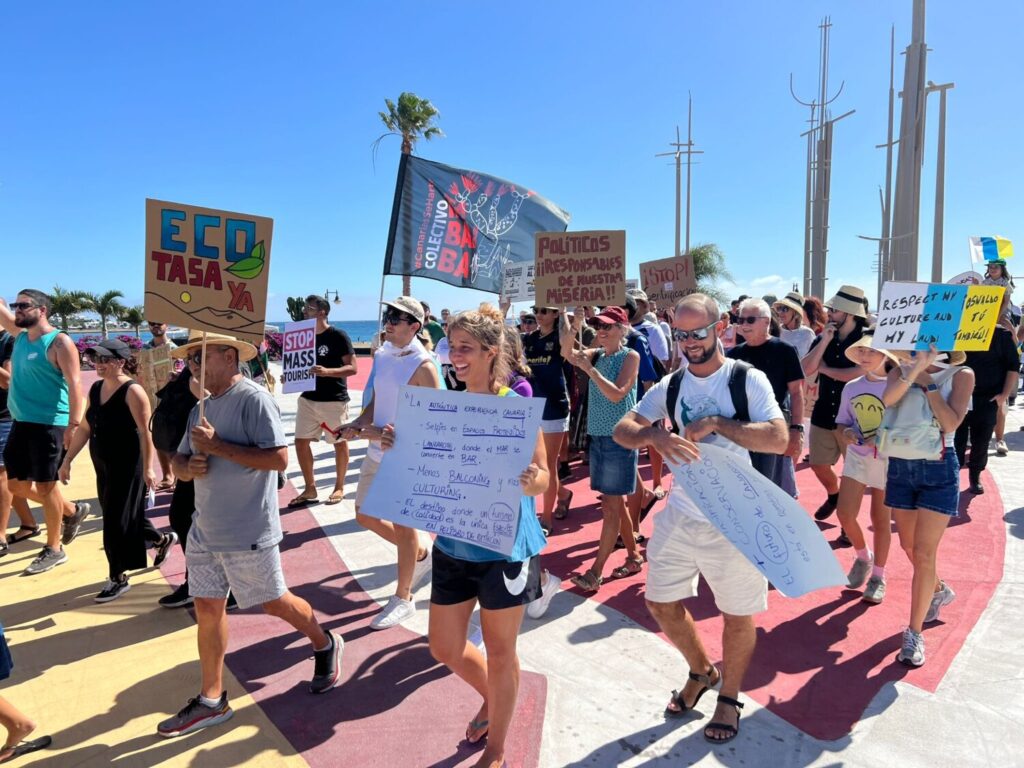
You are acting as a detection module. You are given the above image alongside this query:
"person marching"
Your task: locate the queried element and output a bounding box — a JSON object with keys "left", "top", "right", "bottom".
{"left": 881, "top": 346, "right": 973, "bottom": 667}
{"left": 567, "top": 307, "right": 641, "bottom": 592}
{"left": 833, "top": 329, "right": 898, "bottom": 604}
{"left": 58, "top": 339, "right": 176, "bottom": 601}
{"left": 380, "top": 303, "right": 552, "bottom": 768}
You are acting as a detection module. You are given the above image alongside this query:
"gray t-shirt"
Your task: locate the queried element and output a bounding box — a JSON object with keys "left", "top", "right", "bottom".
{"left": 178, "top": 377, "right": 286, "bottom": 552}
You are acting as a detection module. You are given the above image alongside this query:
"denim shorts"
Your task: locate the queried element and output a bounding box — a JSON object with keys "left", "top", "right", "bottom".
{"left": 884, "top": 451, "right": 960, "bottom": 516}
{"left": 588, "top": 435, "right": 637, "bottom": 495}
{"left": 0, "top": 420, "right": 10, "bottom": 469}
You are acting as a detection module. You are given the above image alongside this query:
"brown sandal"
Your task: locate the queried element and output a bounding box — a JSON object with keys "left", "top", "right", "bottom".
{"left": 570, "top": 570, "right": 602, "bottom": 592}
{"left": 553, "top": 490, "right": 574, "bottom": 520}
{"left": 611, "top": 556, "right": 644, "bottom": 578}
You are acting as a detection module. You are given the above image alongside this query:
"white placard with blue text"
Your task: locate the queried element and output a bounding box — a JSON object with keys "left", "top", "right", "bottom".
{"left": 281, "top": 319, "right": 317, "bottom": 394}
{"left": 670, "top": 444, "right": 845, "bottom": 597}
{"left": 362, "top": 386, "right": 544, "bottom": 555}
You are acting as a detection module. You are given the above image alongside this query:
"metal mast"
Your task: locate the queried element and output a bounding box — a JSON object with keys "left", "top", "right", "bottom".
{"left": 656, "top": 93, "right": 703, "bottom": 257}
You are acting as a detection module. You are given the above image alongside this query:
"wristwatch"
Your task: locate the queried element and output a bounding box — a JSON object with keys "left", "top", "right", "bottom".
{"left": 925, "top": 382, "right": 938, "bottom": 392}
{"left": 789, "top": 424, "right": 804, "bottom": 432}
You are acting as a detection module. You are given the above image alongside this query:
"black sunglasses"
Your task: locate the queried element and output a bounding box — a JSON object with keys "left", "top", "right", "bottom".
{"left": 383, "top": 309, "right": 415, "bottom": 325}
{"left": 672, "top": 320, "right": 719, "bottom": 342}
{"left": 9, "top": 302, "right": 38, "bottom": 310}
{"left": 736, "top": 316, "right": 766, "bottom": 325}
{"left": 531, "top": 307, "right": 556, "bottom": 315}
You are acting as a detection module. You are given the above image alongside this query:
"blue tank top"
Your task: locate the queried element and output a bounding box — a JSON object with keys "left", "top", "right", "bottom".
{"left": 9, "top": 330, "right": 69, "bottom": 426}
{"left": 434, "top": 389, "right": 547, "bottom": 563}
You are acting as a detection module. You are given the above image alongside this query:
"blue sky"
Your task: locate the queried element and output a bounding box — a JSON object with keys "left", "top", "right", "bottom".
{"left": 2, "top": 1, "right": 1020, "bottom": 320}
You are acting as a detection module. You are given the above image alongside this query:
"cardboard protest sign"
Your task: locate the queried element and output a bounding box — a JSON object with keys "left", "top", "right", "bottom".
{"left": 281, "top": 319, "right": 317, "bottom": 394}
{"left": 144, "top": 199, "right": 273, "bottom": 345}
{"left": 136, "top": 345, "right": 176, "bottom": 409}
{"left": 533, "top": 230, "right": 625, "bottom": 308}
{"left": 639, "top": 255, "right": 697, "bottom": 306}
{"left": 363, "top": 386, "right": 544, "bottom": 555}
{"left": 502, "top": 262, "right": 535, "bottom": 303}
{"left": 873, "top": 281, "right": 1004, "bottom": 351}
{"left": 671, "top": 444, "right": 845, "bottom": 597}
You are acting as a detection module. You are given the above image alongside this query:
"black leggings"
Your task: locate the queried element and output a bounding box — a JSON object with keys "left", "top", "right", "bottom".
{"left": 168, "top": 479, "right": 195, "bottom": 554}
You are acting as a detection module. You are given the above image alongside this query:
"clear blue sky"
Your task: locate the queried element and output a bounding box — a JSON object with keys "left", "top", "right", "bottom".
{"left": 2, "top": 1, "right": 1019, "bottom": 320}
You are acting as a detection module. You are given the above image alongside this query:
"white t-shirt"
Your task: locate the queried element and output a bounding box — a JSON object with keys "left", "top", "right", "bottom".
{"left": 781, "top": 326, "right": 816, "bottom": 359}
{"left": 635, "top": 319, "right": 670, "bottom": 364}
{"left": 633, "top": 359, "right": 784, "bottom": 521}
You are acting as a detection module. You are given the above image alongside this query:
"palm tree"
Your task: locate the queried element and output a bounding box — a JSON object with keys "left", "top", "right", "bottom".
{"left": 121, "top": 305, "right": 145, "bottom": 338}
{"left": 87, "top": 290, "right": 125, "bottom": 339}
{"left": 377, "top": 92, "right": 443, "bottom": 295}
{"left": 688, "top": 243, "right": 734, "bottom": 305}
{"left": 50, "top": 286, "right": 91, "bottom": 333}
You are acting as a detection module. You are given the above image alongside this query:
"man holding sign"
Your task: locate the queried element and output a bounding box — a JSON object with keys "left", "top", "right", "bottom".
{"left": 614, "top": 293, "right": 787, "bottom": 745}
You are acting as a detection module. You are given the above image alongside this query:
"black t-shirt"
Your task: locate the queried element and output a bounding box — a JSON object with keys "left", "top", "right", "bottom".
{"left": 809, "top": 325, "right": 864, "bottom": 429}
{"left": 964, "top": 327, "right": 1020, "bottom": 399}
{"left": 727, "top": 338, "right": 804, "bottom": 409}
{"left": 302, "top": 327, "right": 355, "bottom": 402}
{"left": 523, "top": 329, "right": 569, "bottom": 420}
{"left": 0, "top": 331, "right": 12, "bottom": 421}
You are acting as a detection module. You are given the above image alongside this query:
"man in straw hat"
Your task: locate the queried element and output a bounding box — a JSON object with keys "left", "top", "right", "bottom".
{"left": 801, "top": 285, "right": 870, "bottom": 529}
{"left": 158, "top": 332, "right": 341, "bottom": 738}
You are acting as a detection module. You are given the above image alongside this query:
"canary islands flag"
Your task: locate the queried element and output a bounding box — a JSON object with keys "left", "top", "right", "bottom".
{"left": 969, "top": 236, "right": 1013, "bottom": 262}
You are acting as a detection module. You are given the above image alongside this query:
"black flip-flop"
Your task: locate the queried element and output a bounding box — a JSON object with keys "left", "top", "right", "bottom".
{"left": 286, "top": 494, "right": 317, "bottom": 508}
{"left": 1, "top": 735, "right": 52, "bottom": 762}
{"left": 639, "top": 494, "right": 659, "bottom": 524}
{"left": 8, "top": 526, "right": 40, "bottom": 544}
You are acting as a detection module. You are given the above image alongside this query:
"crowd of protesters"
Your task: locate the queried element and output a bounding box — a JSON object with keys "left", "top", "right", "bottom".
{"left": 0, "top": 270, "right": 1020, "bottom": 765}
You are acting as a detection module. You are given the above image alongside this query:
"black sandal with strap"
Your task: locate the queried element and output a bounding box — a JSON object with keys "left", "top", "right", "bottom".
{"left": 703, "top": 694, "right": 744, "bottom": 743}
{"left": 664, "top": 665, "right": 719, "bottom": 717}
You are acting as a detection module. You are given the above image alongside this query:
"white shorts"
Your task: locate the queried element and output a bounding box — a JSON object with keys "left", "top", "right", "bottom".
{"left": 354, "top": 456, "right": 382, "bottom": 510}
{"left": 540, "top": 417, "right": 569, "bottom": 434}
{"left": 645, "top": 510, "right": 767, "bottom": 616}
{"left": 186, "top": 536, "right": 287, "bottom": 610}
{"left": 295, "top": 398, "right": 349, "bottom": 444}
{"left": 842, "top": 449, "right": 889, "bottom": 490}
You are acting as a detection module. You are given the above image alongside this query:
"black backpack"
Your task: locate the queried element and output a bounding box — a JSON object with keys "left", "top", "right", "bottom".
{"left": 150, "top": 369, "right": 198, "bottom": 453}
{"left": 665, "top": 361, "right": 750, "bottom": 435}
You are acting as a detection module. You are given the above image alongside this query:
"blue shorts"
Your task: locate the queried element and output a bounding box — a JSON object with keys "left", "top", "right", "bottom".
{"left": 0, "top": 421, "right": 10, "bottom": 469}
{"left": 884, "top": 452, "right": 960, "bottom": 516}
{"left": 588, "top": 435, "right": 637, "bottom": 495}
{"left": 0, "top": 623, "right": 12, "bottom": 681}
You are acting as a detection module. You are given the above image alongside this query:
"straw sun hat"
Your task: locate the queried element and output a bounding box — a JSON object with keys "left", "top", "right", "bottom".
{"left": 171, "top": 330, "right": 258, "bottom": 362}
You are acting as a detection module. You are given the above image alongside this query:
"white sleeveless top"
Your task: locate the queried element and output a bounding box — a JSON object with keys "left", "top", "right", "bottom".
{"left": 367, "top": 339, "right": 432, "bottom": 462}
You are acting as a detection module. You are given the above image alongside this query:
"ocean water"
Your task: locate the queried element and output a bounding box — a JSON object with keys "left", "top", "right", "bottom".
{"left": 70, "top": 320, "right": 382, "bottom": 344}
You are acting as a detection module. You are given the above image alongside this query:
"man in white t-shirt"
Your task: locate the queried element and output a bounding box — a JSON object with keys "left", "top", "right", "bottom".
{"left": 613, "top": 293, "right": 786, "bottom": 744}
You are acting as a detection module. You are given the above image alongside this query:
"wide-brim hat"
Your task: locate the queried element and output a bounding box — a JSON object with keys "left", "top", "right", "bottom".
{"left": 773, "top": 291, "right": 806, "bottom": 317}
{"left": 846, "top": 327, "right": 899, "bottom": 366}
{"left": 890, "top": 348, "right": 967, "bottom": 367}
{"left": 171, "top": 330, "right": 257, "bottom": 362}
{"left": 826, "top": 285, "right": 869, "bottom": 318}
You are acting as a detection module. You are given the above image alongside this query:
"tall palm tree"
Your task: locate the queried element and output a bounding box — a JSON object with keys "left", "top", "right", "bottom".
{"left": 87, "top": 290, "right": 125, "bottom": 339}
{"left": 688, "top": 243, "right": 734, "bottom": 305}
{"left": 121, "top": 305, "right": 145, "bottom": 338}
{"left": 377, "top": 92, "right": 443, "bottom": 295}
{"left": 50, "top": 286, "right": 91, "bottom": 333}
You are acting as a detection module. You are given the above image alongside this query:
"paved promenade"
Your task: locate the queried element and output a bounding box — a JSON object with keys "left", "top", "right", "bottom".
{"left": 3, "top": 363, "right": 1023, "bottom": 766}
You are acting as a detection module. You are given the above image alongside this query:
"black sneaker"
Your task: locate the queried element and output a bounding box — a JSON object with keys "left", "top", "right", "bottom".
{"left": 61, "top": 501, "right": 92, "bottom": 545}
{"left": 309, "top": 631, "right": 343, "bottom": 694}
{"left": 157, "top": 692, "right": 233, "bottom": 737}
{"left": 153, "top": 531, "right": 178, "bottom": 567}
{"left": 159, "top": 582, "right": 193, "bottom": 609}
{"left": 814, "top": 495, "right": 838, "bottom": 521}
{"left": 969, "top": 475, "right": 985, "bottom": 494}
{"left": 95, "top": 576, "right": 131, "bottom": 603}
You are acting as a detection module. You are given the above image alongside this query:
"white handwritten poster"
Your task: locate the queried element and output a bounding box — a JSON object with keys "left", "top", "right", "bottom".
{"left": 281, "top": 319, "right": 317, "bottom": 394}
{"left": 502, "top": 262, "right": 535, "bottom": 303}
{"left": 670, "top": 444, "right": 845, "bottom": 597}
{"left": 362, "top": 386, "right": 544, "bottom": 555}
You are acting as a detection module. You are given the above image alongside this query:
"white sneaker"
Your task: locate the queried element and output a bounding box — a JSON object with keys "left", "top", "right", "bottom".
{"left": 996, "top": 439, "right": 1009, "bottom": 456}
{"left": 411, "top": 546, "right": 433, "bottom": 592}
{"left": 897, "top": 627, "right": 925, "bottom": 667}
{"left": 526, "top": 572, "right": 561, "bottom": 619}
{"left": 370, "top": 595, "right": 416, "bottom": 630}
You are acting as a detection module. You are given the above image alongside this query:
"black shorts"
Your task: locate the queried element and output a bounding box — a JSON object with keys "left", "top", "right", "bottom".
{"left": 3, "top": 421, "right": 65, "bottom": 483}
{"left": 431, "top": 546, "right": 542, "bottom": 611}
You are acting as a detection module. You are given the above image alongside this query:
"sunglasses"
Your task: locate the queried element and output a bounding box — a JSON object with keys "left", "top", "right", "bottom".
{"left": 383, "top": 310, "right": 415, "bottom": 325}
{"left": 531, "top": 307, "right": 556, "bottom": 315}
{"left": 521, "top": 318, "right": 537, "bottom": 324}
{"left": 84, "top": 351, "right": 116, "bottom": 361}
{"left": 672, "top": 319, "right": 719, "bottom": 342}
{"left": 736, "top": 316, "right": 766, "bottom": 325}
{"left": 9, "top": 302, "right": 37, "bottom": 310}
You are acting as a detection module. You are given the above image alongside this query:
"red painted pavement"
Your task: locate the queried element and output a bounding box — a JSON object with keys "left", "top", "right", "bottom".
{"left": 544, "top": 454, "right": 1004, "bottom": 741}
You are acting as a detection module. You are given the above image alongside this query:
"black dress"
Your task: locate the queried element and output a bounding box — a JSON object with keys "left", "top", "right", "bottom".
{"left": 87, "top": 380, "right": 161, "bottom": 578}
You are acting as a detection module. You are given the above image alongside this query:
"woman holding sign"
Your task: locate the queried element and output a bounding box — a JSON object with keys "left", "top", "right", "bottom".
{"left": 381, "top": 304, "right": 555, "bottom": 768}
{"left": 881, "top": 345, "right": 973, "bottom": 667}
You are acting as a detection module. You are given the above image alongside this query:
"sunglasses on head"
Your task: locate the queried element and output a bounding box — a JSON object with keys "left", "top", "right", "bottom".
{"left": 672, "top": 319, "right": 719, "bottom": 342}
{"left": 9, "top": 302, "right": 37, "bottom": 310}
{"left": 531, "top": 307, "right": 556, "bottom": 315}
{"left": 736, "top": 315, "right": 766, "bottom": 325}
{"left": 383, "top": 309, "right": 415, "bottom": 325}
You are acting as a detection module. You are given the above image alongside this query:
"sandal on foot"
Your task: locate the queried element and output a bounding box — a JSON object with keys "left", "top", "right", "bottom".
{"left": 155, "top": 479, "right": 175, "bottom": 492}
{"left": 465, "top": 718, "right": 489, "bottom": 744}
{"left": 325, "top": 490, "right": 345, "bottom": 505}
{"left": 570, "top": 570, "right": 602, "bottom": 593}
{"left": 639, "top": 494, "right": 659, "bottom": 523}
{"left": 287, "top": 492, "right": 318, "bottom": 508}
{"left": 0, "top": 735, "right": 52, "bottom": 762}
{"left": 553, "top": 490, "right": 574, "bottom": 520}
{"left": 703, "top": 694, "right": 743, "bottom": 743}
{"left": 611, "top": 556, "right": 644, "bottom": 579}
{"left": 665, "top": 665, "right": 720, "bottom": 717}
{"left": 9, "top": 525, "right": 41, "bottom": 543}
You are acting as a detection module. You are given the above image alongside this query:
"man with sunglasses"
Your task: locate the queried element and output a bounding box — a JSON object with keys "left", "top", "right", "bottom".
{"left": 614, "top": 293, "right": 786, "bottom": 744}
{"left": 340, "top": 296, "right": 440, "bottom": 630}
{"left": 801, "top": 285, "right": 869, "bottom": 527}
{"left": 0, "top": 291, "right": 91, "bottom": 575}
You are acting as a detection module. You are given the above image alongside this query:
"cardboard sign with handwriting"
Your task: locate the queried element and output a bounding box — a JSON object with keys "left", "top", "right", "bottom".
{"left": 639, "top": 255, "right": 697, "bottom": 306}
{"left": 533, "top": 230, "right": 625, "bottom": 308}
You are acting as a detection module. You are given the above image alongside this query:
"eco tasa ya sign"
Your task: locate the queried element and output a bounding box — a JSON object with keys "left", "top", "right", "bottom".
{"left": 144, "top": 199, "right": 273, "bottom": 344}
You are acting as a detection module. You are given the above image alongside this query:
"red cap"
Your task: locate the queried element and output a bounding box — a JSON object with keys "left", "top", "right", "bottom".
{"left": 586, "top": 306, "right": 629, "bottom": 327}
